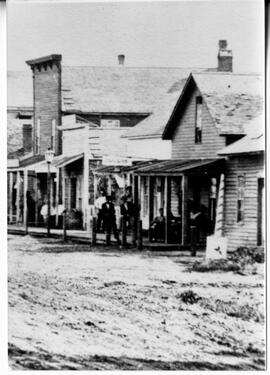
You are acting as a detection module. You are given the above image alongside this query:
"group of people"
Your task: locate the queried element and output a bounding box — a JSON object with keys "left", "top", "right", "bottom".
{"left": 94, "top": 189, "right": 138, "bottom": 244}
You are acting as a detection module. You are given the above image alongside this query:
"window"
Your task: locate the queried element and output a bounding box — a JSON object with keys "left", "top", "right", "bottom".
{"left": 35, "top": 118, "right": 40, "bottom": 154}
{"left": 100, "top": 119, "right": 120, "bottom": 129}
{"left": 51, "top": 119, "right": 56, "bottom": 151}
{"left": 237, "top": 175, "right": 245, "bottom": 222}
{"left": 195, "top": 96, "right": 203, "bottom": 143}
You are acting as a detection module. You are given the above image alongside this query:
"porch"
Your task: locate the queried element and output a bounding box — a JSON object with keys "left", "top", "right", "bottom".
{"left": 7, "top": 153, "right": 87, "bottom": 230}
{"left": 134, "top": 158, "right": 225, "bottom": 246}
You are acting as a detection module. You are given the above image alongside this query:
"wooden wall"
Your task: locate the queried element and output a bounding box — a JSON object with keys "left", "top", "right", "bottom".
{"left": 171, "top": 87, "right": 225, "bottom": 159}
{"left": 223, "top": 153, "right": 264, "bottom": 251}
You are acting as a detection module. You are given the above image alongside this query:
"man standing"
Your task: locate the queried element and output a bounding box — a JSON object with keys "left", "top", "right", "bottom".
{"left": 120, "top": 196, "right": 132, "bottom": 228}
{"left": 94, "top": 190, "right": 106, "bottom": 232}
{"left": 101, "top": 195, "right": 120, "bottom": 245}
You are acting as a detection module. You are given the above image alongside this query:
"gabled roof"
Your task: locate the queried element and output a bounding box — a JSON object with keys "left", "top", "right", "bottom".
{"left": 124, "top": 81, "right": 187, "bottom": 139}
{"left": 61, "top": 66, "right": 203, "bottom": 114}
{"left": 193, "top": 72, "right": 263, "bottom": 135}
{"left": 219, "top": 133, "right": 264, "bottom": 155}
{"left": 7, "top": 71, "right": 33, "bottom": 108}
{"left": 218, "top": 115, "right": 264, "bottom": 155}
{"left": 163, "top": 72, "right": 264, "bottom": 139}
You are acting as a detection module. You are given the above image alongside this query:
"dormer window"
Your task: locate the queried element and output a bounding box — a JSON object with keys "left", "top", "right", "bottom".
{"left": 195, "top": 96, "right": 202, "bottom": 144}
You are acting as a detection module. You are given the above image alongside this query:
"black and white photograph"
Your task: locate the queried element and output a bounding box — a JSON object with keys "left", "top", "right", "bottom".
{"left": 4, "top": 0, "right": 266, "bottom": 370}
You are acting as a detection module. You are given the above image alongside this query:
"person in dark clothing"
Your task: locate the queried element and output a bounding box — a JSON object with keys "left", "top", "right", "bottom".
{"left": 150, "top": 208, "right": 166, "bottom": 242}
{"left": 102, "top": 195, "right": 120, "bottom": 245}
{"left": 26, "top": 191, "right": 35, "bottom": 224}
{"left": 189, "top": 203, "right": 209, "bottom": 242}
{"left": 120, "top": 196, "right": 133, "bottom": 228}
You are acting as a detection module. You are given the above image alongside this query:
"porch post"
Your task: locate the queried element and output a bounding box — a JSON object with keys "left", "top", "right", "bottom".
{"left": 93, "top": 172, "right": 98, "bottom": 202}
{"left": 126, "top": 172, "right": 131, "bottom": 187}
{"left": 62, "top": 167, "right": 66, "bottom": 209}
{"left": 137, "top": 175, "right": 141, "bottom": 214}
{"left": 164, "top": 176, "right": 169, "bottom": 244}
{"left": 181, "top": 174, "right": 188, "bottom": 245}
{"left": 108, "top": 175, "right": 112, "bottom": 195}
{"left": 83, "top": 154, "right": 89, "bottom": 230}
{"left": 34, "top": 174, "right": 38, "bottom": 225}
{"left": 16, "top": 171, "right": 20, "bottom": 223}
{"left": 55, "top": 168, "right": 60, "bottom": 226}
{"left": 23, "top": 169, "right": 28, "bottom": 230}
{"left": 148, "top": 175, "right": 153, "bottom": 241}
{"left": 8, "top": 172, "right": 13, "bottom": 223}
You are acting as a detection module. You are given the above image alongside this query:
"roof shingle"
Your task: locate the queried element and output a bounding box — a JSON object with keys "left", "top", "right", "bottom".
{"left": 192, "top": 72, "right": 264, "bottom": 135}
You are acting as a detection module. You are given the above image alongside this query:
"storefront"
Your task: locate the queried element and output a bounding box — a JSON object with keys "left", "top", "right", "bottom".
{"left": 134, "top": 158, "right": 225, "bottom": 245}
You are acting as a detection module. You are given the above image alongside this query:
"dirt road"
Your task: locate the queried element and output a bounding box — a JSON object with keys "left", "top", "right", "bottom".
{"left": 8, "top": 235, "right": 265, "bottom": 370}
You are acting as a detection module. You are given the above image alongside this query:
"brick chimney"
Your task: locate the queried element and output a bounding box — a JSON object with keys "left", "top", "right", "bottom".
{"left": 118, "top": 54, "right": 125, "bottom": 66}
{"left": 217, "top": 40, "right": 233, "bottom": 72}
{"left": 22, "top": 124, "right": 32, "bottom": 153}
{"left": 26, "top": 54, "right": 62, "bottom": 155}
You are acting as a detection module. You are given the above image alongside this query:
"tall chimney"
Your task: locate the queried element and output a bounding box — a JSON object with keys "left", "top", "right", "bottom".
{"left": 217, "top": 40, "right": 233, "bottom": 72}
{"left": 22, "top": 124, "right": 33, "bottom": 153}
{"left": 26, "top": 54, "right": 62, "bottom": 155}
{"left": 118, "top": 54, "right": 125, "bottom": 66}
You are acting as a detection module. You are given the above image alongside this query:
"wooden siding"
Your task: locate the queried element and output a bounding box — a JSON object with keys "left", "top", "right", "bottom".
{"left": 62, "top": 127, "right": 88, "bottom": 156}
{"left": 128, "top": 138, "right": 171, "bottom": 160}
{"left": 171, "top": 87, "right": 225, "bottom": 159}
{"left": 223, "top": 154, "right": 264, "bottom": 251}
{"left": 88, "top": 128, "right": 127, "bottom": 158}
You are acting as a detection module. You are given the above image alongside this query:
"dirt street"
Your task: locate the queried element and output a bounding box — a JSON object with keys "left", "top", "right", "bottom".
{"left": 8, "top": 234, "right": 265, "bottom": 370}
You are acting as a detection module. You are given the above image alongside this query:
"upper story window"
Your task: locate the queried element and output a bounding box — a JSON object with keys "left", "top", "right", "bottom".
{"left": 35, "top": 118, "right": 40, "bottom": 154}
{"left": 51, "top": 119, "right": 56, "bottom": 152}
{"left": 100, "top": 119, "right": 120, "bottom": 129}
{"left": 237, "top": 175, "right": 245, "bottom": 222}
{"left": 195, "top": 96, "right": 203, "bottom": 144}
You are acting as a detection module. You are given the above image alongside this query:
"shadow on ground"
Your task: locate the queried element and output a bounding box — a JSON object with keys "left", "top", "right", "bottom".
{"left": 9, "top": 344, "right": 264, "bottom": 371}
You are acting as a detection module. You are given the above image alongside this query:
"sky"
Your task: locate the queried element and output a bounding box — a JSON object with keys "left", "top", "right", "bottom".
{"left": 7, "top": 0, "right": 264, "bottom": 73}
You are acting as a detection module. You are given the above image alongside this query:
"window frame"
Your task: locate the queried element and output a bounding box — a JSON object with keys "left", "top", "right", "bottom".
{"left": 236, "top": 174, "right": 245, "bottom": 223}
{"left": 195, "top": 96, "right": 203, "bottom": 144}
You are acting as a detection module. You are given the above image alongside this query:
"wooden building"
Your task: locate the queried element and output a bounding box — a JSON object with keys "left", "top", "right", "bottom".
{"left": 219, "top": 120, "right": 265, "bottom": 251}
{"left": 133, "top": 72, "right": 263, "bottom": 248}
{"left": 7, "top": 53, "right": 205, "bottom": 228}
{"left": 7, "top": 41, "right": 264, "bottom": 250}
{"left": 7, "top": 71, "right": 33, "bottom": 224}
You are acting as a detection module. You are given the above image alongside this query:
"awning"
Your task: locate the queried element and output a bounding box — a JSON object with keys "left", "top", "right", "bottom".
{"left": 134, "top": 158, "right": 225, "bottom": 175}
{"left": 33, "top": 153, "right": 84, "bottom": 173}
{"left": 93, "top": 160, "right": 156, "bottom": 175}
{"left": 8, "top": 154, "right": 45, "bottom": 171}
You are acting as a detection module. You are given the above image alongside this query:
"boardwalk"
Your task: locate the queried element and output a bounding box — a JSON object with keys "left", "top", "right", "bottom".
{"left": 7, "top": 224, "right": 183, "bottom": 251}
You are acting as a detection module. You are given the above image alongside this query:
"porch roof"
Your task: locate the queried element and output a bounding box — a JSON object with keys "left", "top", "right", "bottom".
{"left": 93, "top": 160, "right": 157, "bottom": 174}
{"left": 33, "top": 153, "right": 84, "bottom": 173}
{"left": 133, "top": 158, "right": 224, "bottom": 175}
